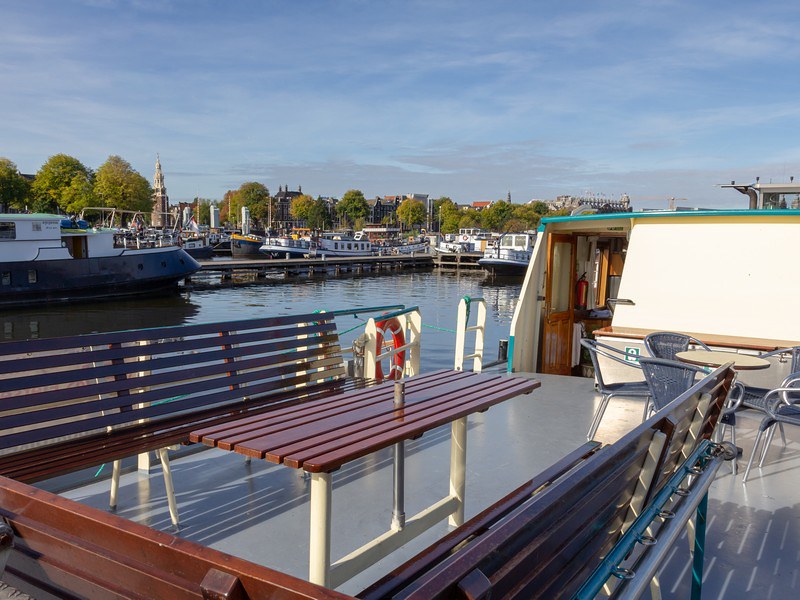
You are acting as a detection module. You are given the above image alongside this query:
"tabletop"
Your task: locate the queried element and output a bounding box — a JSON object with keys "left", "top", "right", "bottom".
{"left": 675, "top": 350, "right": 770, "bottom": 370}
{"left": 190, "top": 369, "right": 540, "bottom": 474}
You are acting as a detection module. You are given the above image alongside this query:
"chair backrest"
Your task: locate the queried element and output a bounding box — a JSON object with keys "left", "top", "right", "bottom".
{"left": 639, "top": 356, "right": 706, "bottom": 412}
{"left": 580, "top": 339, "right": 643, "bottom": 392}
{"left": 644, "top": 331, "right": 710, "bottom": 360}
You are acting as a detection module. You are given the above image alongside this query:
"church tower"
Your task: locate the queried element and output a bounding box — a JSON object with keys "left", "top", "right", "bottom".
{"left": 151, "top": 155, "right": 170, "bottom": 227}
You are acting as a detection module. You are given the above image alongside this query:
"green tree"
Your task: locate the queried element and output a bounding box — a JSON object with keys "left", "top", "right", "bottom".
{"left": 397, "top": 198, "right": 426, "bottom": 231}
{"left": 220, "top": 189, "right": 238, "bottom": 226}
{"left": 63, "top": 171, "right": 97, "bottom": 215}
{"left": 511, "top": 203, "right": 542, "bottom": 229}
{"left": 458, "top": 209, "right": 481, "bottom": 230}
{"left": 237, "top": 182, "right": 272, "bottom": 229}
{"left": 530, "top": 201, "right": 549, "bottom": 216}
{"left": 0, "top": 158, "right": 31, "bottom": 211}
{"left": 290, "top": 194, "right": 316, "bottom": 222}
{"left": 93, "top": 155, "right": 152, "bottom": 214}
{"left": 480, "top": 200, "right": 515, "bottom": 231}
{"left": 31, "top": 154, "right": 93, "bottom": 214}
{"left": 194, "top": 198, "right": 215, "bottom": 225}
{"left": 336, "top": 189, "right": 369, "bottom": 227}
{"left": 307, "top": 197, "right": 333, "bottom": 231}
{"left": 437, "top": 198, "right": 461, "bottom": 233}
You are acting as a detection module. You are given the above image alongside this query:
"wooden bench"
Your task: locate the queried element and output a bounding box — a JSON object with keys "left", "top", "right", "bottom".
{"left": 357, "top": 363, "right": 736, "bottom": 600}
{"left": 0, "top": 312, "right": 363, "bottom": 527}
{"left": 0, "top": 474, "right": 350, "bottom": 600}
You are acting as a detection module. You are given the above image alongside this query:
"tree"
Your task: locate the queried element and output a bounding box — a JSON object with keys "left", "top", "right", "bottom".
{"left": 480, "top": 200, "right": 515, "bottom": 231}
{"left": 397, "top": 198, "right": 426, "bottom": 231}
{"left": 307, "top": 197, "right": 333, "bottom": 231}
{"left": 530, "top": 201, "right": 549, "bottom": 216}
{"left": 93, "top": 155, "right": 152, "bottom": 214}
{"left": 437, "top": 198, "right": 461, "bottom": 233}
{"left": 336, "top": 189, "right": 368, "bottom": 227}
{"left": 511, "top": 203, "right": 542, "bottom": 230}
{"left": 290, "top": 194, "right": 316, "bottom": 222}
{"left": 31, "top": 154, "right": 93, "bottom": 214}
{"left": 457, "top": 210, "right": 481, "bottom": 230}
{"left": 0, "top": 158, "right": 30, "bottom": 211}
{"left": 237, "top": 182, "right": 271, "bottom": 229}
{"left": 220, "top": 189, "right": 238, "bottom": 226}
{"left": 194, "top": 198, "right": 215, "bottom": 225}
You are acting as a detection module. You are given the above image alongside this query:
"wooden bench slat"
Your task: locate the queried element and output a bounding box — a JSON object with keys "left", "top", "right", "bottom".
{"left": 0, "top": 312, "right": 335, "bottom": 356}
{"left": 0, "top": 326, "right": 339, "bottom": 395}
{"left": 200, "top": 371, "right": 491, "bottom": 453}
{"left": 285, "top": 378, "right": 537, "bottom": 472}
{"left": 1, "top": 340, "right": 344, "bottom": 425}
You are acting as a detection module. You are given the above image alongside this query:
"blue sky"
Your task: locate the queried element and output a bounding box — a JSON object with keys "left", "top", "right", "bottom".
{"left": 2, "top": 0, "right": 799, "bottom": 209}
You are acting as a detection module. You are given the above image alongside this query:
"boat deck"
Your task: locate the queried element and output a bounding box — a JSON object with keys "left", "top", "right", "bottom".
{"left": 49, "top": 373, "right": 800, "bottom": 598}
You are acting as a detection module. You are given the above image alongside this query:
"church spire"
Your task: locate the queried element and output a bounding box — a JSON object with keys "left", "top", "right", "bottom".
{"left": 152, "top": 154, "right": 170, "bottom": 227}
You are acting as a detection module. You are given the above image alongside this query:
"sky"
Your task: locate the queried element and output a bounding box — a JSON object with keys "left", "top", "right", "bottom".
{"left": 2, "top": 0, "right": 800, "bottom": 209}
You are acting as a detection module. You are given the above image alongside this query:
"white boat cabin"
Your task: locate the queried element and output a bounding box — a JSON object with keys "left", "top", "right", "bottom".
{"left": 0, "top": 214, "right": 124, "bottom": 262}
{"left": 508, "top": 209, "right": 800, "bottom": 388}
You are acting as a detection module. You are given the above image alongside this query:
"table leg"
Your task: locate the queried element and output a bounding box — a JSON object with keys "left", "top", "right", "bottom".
{"left": 448, "top": 416, "right": 467, "bottom": 527}
{"left": 309, "top": 471, "right": 332, "bottom": 587}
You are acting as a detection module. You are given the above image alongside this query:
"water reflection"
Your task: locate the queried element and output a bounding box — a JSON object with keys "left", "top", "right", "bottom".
{"left": 0, "top": 271, "right": 521, "bottom": 372}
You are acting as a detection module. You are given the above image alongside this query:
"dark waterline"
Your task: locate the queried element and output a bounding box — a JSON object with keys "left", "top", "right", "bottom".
{"left": 0, "top": 270, "right": 522, "bottom": 372}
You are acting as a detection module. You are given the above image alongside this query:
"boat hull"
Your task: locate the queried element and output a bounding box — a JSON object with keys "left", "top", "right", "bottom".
{"left": 230, "top": 235, "right": 264, "bottom": 258}
{"left": 0, "top": 247, "right": 200, "bottom": 308}
{"left": 478, "top": 258, "right": 530, "bottom": 276}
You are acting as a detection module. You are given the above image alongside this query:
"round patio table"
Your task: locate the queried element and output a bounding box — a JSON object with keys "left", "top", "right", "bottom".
{"left": 675, "top": 350, "right": 770, "bottom": 370}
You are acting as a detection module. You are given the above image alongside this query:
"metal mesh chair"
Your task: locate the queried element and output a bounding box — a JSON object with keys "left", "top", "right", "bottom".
{"left": 644, "top": 331, "right": 711, "bottom": 360}
{"left": 742, "top": 373, "right": 800, "bottom": 483}
{"left": 638, "top": 356, "right": 707, "bottom": 415}
{"left": 580, "top": 339, "right": 651, "bottom": 440}
{"left": 739, "top": 347, "right": 800, "bottom": 412}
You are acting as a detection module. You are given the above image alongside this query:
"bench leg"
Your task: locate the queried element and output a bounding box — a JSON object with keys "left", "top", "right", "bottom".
{"left": 158, "top": 448, "right": 180, "bottom": 528}
{"left": 691, "top": 492, "right": 709, "bottom": 600}
{"left": 448, "top": 416, "right": 467, "bottom": 527}
{"left": 309, "top": 471, "right": 332, "bottom": 587}
{"left": 109, "top": 460, "right": 121, "bottom": 511}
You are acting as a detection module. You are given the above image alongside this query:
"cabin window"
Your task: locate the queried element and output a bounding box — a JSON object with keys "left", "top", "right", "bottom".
{"left": 1, "top": 272, "right": 10, "bottom": 285}
{"left": 763, "top": 192, "right": 800, "bottom": 209}
{"left": 0, "top": 223, "right": 15, "bottom": 240}
{"left": 347, "top": 243, "right": 352, "bottom": 250}
{"left": 32, "top": 222, "right": 41, "bottom": 232}
{"left": 28, "top": 270, "right": 37, "bottom": 284}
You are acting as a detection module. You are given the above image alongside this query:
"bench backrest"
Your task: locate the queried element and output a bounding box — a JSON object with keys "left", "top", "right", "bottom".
{"left": 359, "top": 364, "right": 734, "bottom": 600}
{"left": 0, "top": 312, "right": 346, "bottom": 462}
{"left": 0, "top": 474, "right": 351, "bottom": 600}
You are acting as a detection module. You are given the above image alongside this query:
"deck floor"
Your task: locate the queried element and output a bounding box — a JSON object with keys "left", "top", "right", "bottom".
{"left": 57, "top": 373, "right": 800, "bottom": 598}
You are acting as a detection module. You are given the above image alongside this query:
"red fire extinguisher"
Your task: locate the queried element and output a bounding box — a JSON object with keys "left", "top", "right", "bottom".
{"left": 575, "top": 272, "right": 588, "bottom": 310}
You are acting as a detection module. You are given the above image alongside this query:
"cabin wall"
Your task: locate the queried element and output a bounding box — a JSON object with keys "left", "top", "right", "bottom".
{"left": 611, "top": 221, "right": 800, "bottom": 341}
{"left": 508, "top": 233, "right": 546, "bottom": 372}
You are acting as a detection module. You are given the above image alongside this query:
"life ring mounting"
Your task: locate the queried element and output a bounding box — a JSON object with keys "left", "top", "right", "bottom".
{"left": 375, "top": 317, "right": 405, "bottom": 381}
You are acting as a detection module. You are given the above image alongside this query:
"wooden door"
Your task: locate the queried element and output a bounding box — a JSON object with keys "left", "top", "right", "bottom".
{"left": 542, "top": 234, "right": 575, "bottom": 374}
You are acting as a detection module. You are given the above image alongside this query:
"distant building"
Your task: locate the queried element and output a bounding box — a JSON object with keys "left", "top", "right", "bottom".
{"left": 151, "top": 155, "right": 170, "bottom": 227}
{"left": 542, "top": 194, "right": 632, "bottom": 214}
{"left": 273, "top": 185, "right": 303, "bottom": 231}
{"left": 470, "top": 201, "right": 492, "bottom": 211}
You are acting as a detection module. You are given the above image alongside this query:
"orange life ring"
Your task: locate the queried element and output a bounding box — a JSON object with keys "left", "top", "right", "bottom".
{"left": 375, "top": 317, "right": 405, "bottom": 381}
{"left": 461, "top": 234, "right": 469, "bottom": 242}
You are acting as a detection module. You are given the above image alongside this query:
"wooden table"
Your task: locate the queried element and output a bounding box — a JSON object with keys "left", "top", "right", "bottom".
{"left": 190, "top": 369, "right": 540, "bottom": 587}
{"left": 675, "top": 350, "right": 770, "bottom": 370}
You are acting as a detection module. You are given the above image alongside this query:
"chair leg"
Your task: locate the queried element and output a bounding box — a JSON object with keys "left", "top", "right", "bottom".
{"left": 109, "top": 459, "right": 121, "bottom": 511}
{"left": 641, "top": 398, "right": 651, "bottom": 422}
{"left": 587, "top": 394, "right": 611, "bottom": 440}
{"left": 730, "top": 424, "right": 737, "bottom": 476}
{"left": 759, "top": 425, "right": 777, "bottom": 468}
{"left": 779, "top": 422, "right": 787, "bottom": 446}
{"left": 743, "top": 428, "right": 766, "bottom": 484}
{"left": 158, "top": 448, "right": 180, "bottom": 528}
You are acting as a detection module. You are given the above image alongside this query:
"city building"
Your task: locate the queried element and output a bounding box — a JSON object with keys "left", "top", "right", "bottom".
{"left": 151, "top": 155, "right": 171, "bottom": 227}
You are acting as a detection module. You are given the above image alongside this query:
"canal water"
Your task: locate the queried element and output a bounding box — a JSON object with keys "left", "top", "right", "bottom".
{"left": 0, "top": 270, "right": 522, "bottom": 372}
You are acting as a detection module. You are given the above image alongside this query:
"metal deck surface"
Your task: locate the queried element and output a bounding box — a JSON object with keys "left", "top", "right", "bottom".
{"left": 56, "top": 373, "right": 800, "bottom": 598}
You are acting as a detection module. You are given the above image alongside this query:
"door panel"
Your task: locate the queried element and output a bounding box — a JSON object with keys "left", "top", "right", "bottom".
{"left": 542, "top": 234, "right": 575, "bottom": 374}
